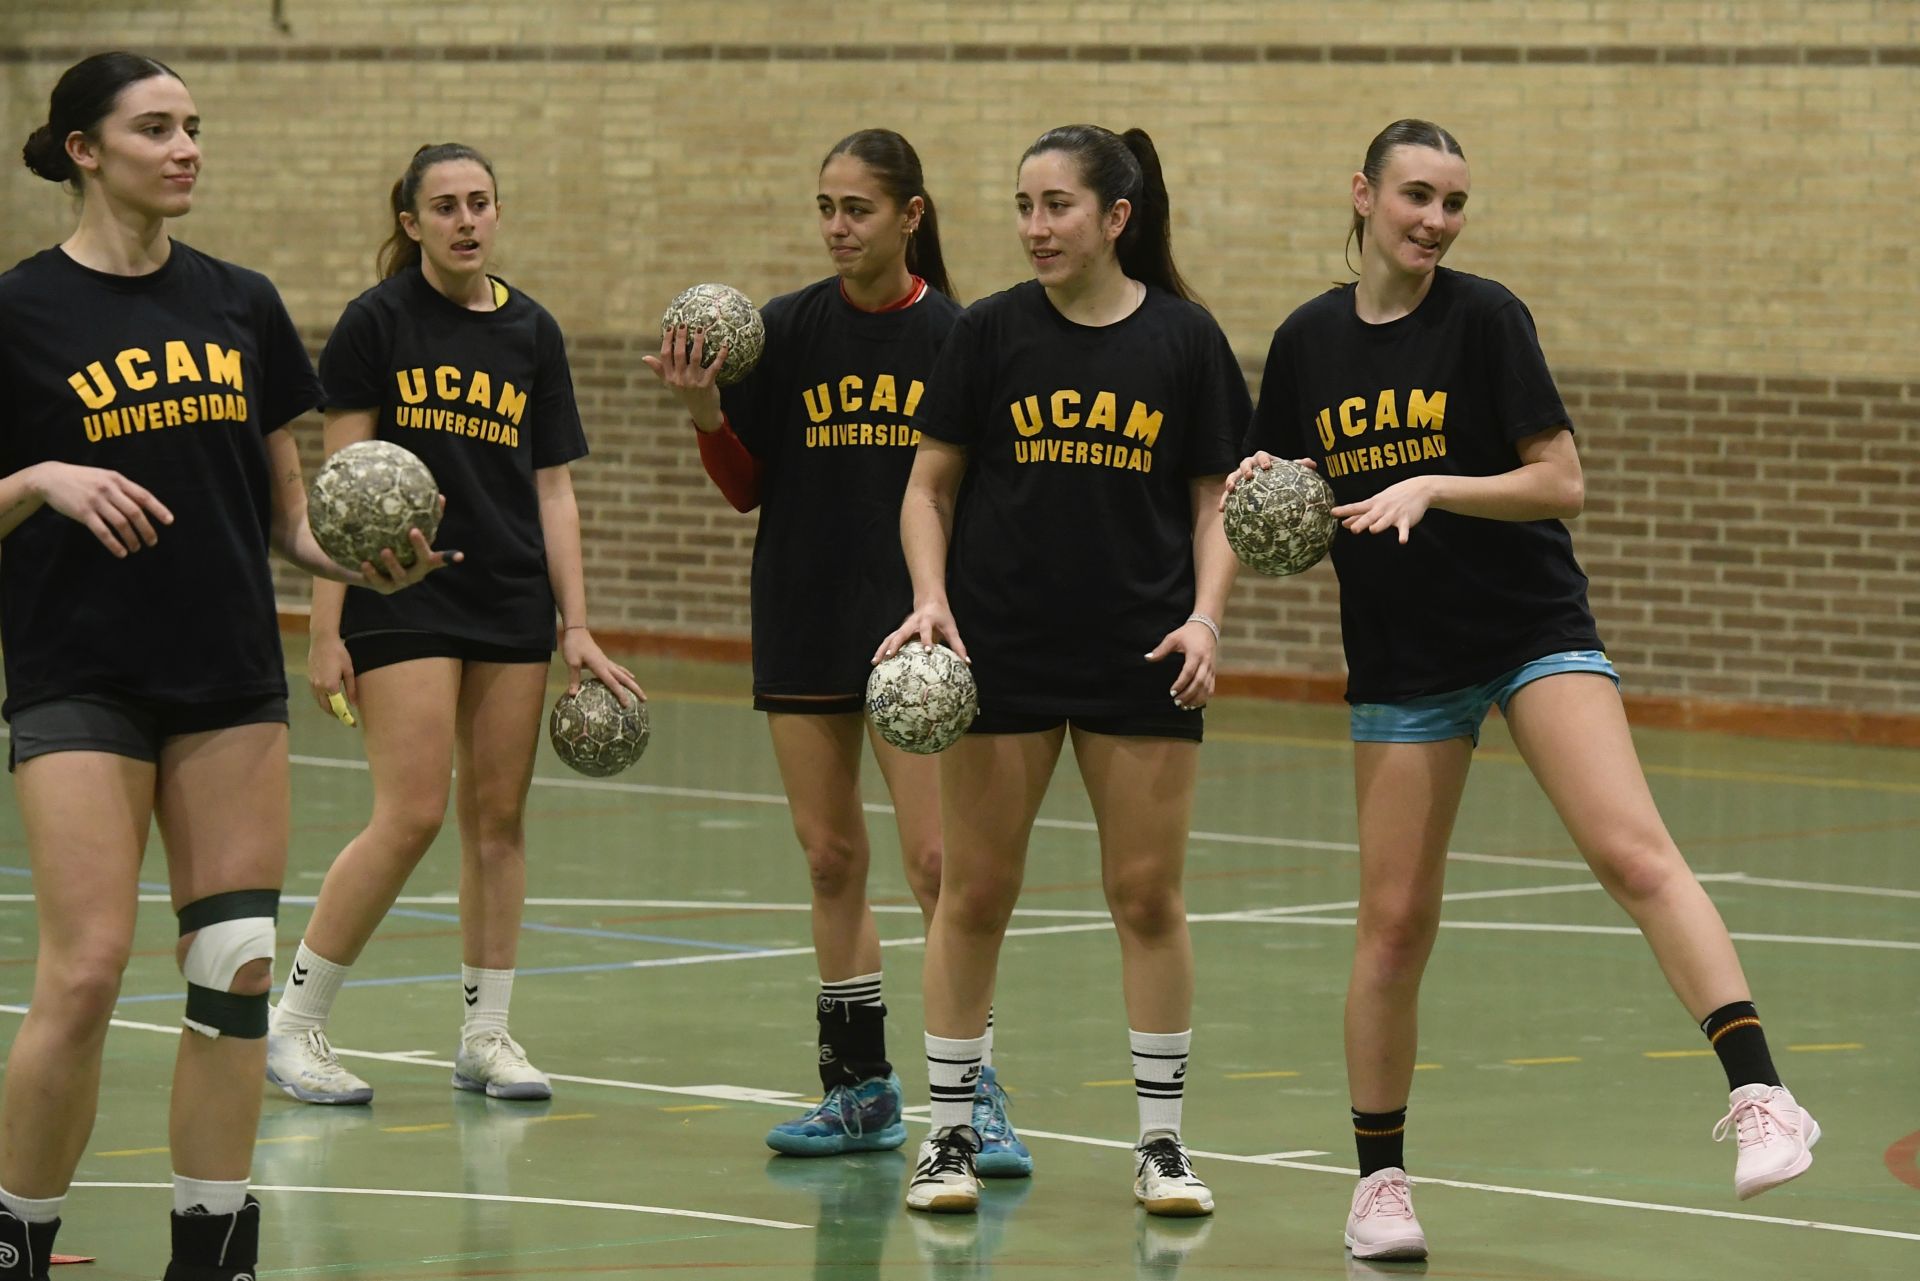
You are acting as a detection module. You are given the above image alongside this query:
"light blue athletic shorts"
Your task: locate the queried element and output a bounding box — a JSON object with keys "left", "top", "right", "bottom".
{"left": 1349, "top": 650, "right": 1619, "bottom": 746}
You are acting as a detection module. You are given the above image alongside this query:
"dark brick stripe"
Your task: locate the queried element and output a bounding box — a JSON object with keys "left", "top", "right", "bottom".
{"left": 3, "top": 42, "right": 1915, "bottom": 66}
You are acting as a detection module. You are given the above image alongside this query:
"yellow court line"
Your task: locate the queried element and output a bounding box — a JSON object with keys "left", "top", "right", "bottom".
{"left": 1644, "top": 1049, "right": 1716, "bottom": 1059}
{"left": 1225, "top": 1070, "right": 1302, "bottom": 1080}
{"left": 97, "top": 1145, "right": 170, "bottom": 1158}
{"left": 527, "top": 1112, "right": 595, "bottom": 1124}
{"left": 1505, "top": 1056, "right": 1582, "bottom": 1066}
{"left": 661, "top": 1104, "right": 727, "bottom": 1113}
{"left": 1787, "top": 1042, "right": 1864, "bottom": 1052}
{"left": 380, "top": 1122, "right": 451, "bottom": 1134}
{"left": 1413, "top": 1063, "right": 1444, "bottom": 1070}
{"left": 1083, "top": 1079, "right": 1134, "bottom": 1088}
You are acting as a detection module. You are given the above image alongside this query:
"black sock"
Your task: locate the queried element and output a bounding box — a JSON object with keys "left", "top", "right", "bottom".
{"left": 0, "top": 1209, "right": 60, "bottom": 1281}
{"left": 817, "top": 999, "right": 890, "bottom": 1090}
{"left": 1352, "top": 1107, "right": 1408, "bottom": 1177}
{"left": 1701, "top": 1001, "right": 1781, "bottom": 1090}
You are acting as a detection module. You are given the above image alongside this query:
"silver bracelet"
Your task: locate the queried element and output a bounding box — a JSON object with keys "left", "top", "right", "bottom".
{"left": 1186, "top": 612, "right": 1220, "bottom": 642}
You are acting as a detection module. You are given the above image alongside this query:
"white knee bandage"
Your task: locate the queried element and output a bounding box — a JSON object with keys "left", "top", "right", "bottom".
{"left": 177, "top": 890, "right": 279, "bottom": 1039}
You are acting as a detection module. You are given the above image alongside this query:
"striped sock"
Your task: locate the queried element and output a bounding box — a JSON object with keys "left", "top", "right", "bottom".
{"left": 983, "top": 1005, "right": 995, "bottom": 1069}
{"left": 1131, "top": 1028, "right": 1191, "bottom": 1141}
{"left": 926, "top": 1032, "right": 987, "bottom": 1134}
{"left": 821, "top": 973, "right": 884, "bottom": 1010}
{"left": 818, "top": 972, "right": 888, "bottom": 1088}
{"left": 1701, "top": 1000, "right": 1781, "bottom": 1089}
{"left": 1352, "top": 1106, "right": 1408, "bottom": 1177}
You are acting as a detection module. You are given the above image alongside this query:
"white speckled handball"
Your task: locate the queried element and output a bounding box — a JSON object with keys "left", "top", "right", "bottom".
{"left": 549, "top": 677, "right": 650, "bottom": 777}
{"left": 308, "top": 440, "right": 441, "bottom": 571}
{"left": 661, "top": 283, "right": 766, "bottom": 387}
{"left": 866, "top": 642, "right": 978, "bottom": 755}
{"left": 1222, "top": 459, "right": 1338, "bottom": 577}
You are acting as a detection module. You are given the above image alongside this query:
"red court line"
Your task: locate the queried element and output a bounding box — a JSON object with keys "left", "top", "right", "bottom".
{"left": 1884, "top": 1130, "right": 1920, "bottom": 1191}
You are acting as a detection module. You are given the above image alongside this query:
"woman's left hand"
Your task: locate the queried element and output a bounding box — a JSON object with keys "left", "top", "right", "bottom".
{"left": 1331, "top": 475, "right": 1435, "bottom": 544}
{"left": 1146, "top": 619, "right": 1216, "bottom": 710}
{"left": 560, "top": 627, "right": 646, "bottom": 706}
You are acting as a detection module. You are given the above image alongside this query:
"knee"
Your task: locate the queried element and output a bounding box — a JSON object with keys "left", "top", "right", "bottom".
{"left": 940, "top": 870, "right": 1020, "bottom": 937}
{"left": 376, "top": 803, "right": 446, "bottom": 861}
{"left": 901, "top": 841, "right": 942, "bottom": 904}
{"left": 38, "top": 946, "right": 131, "bottom": 1032}
{"left": 1355, "top": 899, "right": 1441, "bottom": 983}
{"left": 1592, "top": 840, "right": 1684, "bottom": 907}
{"left": 799, "top": 830, "right": 867, "bottom": 901}
{"left": 1103, "top": 867, "right": 1186, "bottom": 942}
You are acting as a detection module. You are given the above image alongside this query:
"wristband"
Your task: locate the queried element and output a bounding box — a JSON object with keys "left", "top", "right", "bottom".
{"left": 1186, "top": 612, "right": 1220, "bottom": 642}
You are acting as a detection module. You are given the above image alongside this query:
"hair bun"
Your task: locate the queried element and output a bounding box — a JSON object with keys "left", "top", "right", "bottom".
{"left": 21, "top": 123, "right": 71, "bottom": 182}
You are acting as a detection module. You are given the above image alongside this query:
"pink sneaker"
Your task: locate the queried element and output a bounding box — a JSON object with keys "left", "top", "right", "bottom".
{"left": 1344, "top": 1167, "right": 1427, "bottom": 1260}
{"left": 1714, "top": 1084, "right": 1819, "bottom": 1200}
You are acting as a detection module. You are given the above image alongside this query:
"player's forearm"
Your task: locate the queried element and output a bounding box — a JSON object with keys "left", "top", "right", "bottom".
{"left": 900, "top": 481, "right": 953, "bottom": 609}
{"left": 1189, "top": 474, "right": 1238, "bottom": 623}
{"left": 538, "top": 470, "right": 591, "bottom": 630}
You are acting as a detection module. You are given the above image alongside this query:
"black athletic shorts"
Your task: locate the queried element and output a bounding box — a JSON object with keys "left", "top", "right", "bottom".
{"left": 9, "top": 692, "right": 290, "bottom": 770}
{"left": 344, "top": 630, "right": 550, "bottom": 675}
{"left": 754, "top": 693, "right": 867, "bottom": 715}
{"left": 967, "top": 705, "right": 1204, "bottom": 743}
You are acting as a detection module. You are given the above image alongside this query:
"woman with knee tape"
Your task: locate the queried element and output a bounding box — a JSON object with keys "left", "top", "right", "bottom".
{"left": 265, "top": 143, "right": 642, "bottom": 1106}
{"left": 0, "top": 53, "right": 447, "bottom": 1281}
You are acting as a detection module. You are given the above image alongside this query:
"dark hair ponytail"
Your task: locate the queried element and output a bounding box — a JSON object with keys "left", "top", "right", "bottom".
{"left": 1347, "top": 118, "right": 1465, "bottom": 271}
{"left": 377, "top": 142, "right": 497, "bottom": 280}
{"left": 1022, "top": 123, "right": 1196, "bottom": 305}
{"left": 821, "top": 129, "right": 954, "bottom": 300}
{"left": 22, "top": 51, "right": 182, "bottom": 189}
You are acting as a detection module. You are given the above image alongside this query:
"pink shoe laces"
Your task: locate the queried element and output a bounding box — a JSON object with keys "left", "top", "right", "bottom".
{"left": 1713, "top": 1089, "right": 1791, "bottom": 1149}
{"left": 1355, "top": 1173, "right": 1415, "bottom": 1220}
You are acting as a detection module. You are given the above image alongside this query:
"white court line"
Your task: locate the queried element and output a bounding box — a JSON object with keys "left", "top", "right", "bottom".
{"left": 1252, "top": 917, "right": 1920, "bottom": 952}
{"left": 10, "top": 1011, "right": 1916, "bottom": 1244}
{"left": 1712, "top": 873, "right": 1920, "bottom": 900}
{"left": 290, "top": 750, "right": 1589, "bottom": 869}
{"left": 71, "top": 1180, "right": 804, "bottom": 1230}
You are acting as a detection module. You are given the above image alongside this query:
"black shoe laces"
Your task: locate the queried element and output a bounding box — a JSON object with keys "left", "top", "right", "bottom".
{"left": 1138, "top": 1137, "right": 1192, "bottom": 1179}
{"left": 920, "top": 1128, "right": 978, "bottom": 1177}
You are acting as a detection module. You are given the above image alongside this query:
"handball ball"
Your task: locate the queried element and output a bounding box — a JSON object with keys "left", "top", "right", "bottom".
{"left": 308, "top": 440, "right": 441, "bottom": 571}
{"left": 1223, "top": 459, "right": 1337, "bottom": 577}
{"left": 866, "top": 641, "right": 978, "bottom": 755}
{"left": 661, "top": 283, "right": 766, "bottom": 387}
{"left": 549, "top": 677, "right": 650, "bottom": 777}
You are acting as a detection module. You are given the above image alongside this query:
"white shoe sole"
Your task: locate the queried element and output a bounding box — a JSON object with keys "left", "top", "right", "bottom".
{"left": 905, "top": 1184, "right": 980, "bottom": 1213}
{"left": 266, "top": 1064, "right": 372, "bottom": 1106}
{"left": 1345, "top": 1231, "right": 1429, "bottom": 1260}
{"left": 1736, "top": 1113, "right": 1821, "bottom": 1200}
{"left": 1138, "top": 1191, "right": 1215, "bottom": 1217}
{"left": 451, "top": 1070, "right": 552, "bottom": 1101}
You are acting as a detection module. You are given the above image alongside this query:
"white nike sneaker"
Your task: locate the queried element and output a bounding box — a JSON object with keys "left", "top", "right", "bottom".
{"left": 1133, "top": 1132, "right": 1214, "bottom": 1217}
{"left": 452, "top": 1028, "right": 553, "bottom": 1100}
{"left": 266, "top": 1025, "right": 374, "bottom": 1105}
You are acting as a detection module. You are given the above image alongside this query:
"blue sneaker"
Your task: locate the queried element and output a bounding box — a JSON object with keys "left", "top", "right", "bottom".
{"left": 766, "top": 1073, "right": 908, "bottom": 1156}
{"left": 971, "top": 1065, "right": 1034, "bottom": 1177}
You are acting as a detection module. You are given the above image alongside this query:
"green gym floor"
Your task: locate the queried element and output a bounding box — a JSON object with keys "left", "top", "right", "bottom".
{"left": 0, "top": 654, "right": 1915, "bottom": 1279}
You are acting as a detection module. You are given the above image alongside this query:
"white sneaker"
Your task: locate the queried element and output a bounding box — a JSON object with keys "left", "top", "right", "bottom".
{"left": 452, "top": 1028, "right": 553, "bottom": 1100}
{"left": 265, "top": 1025, "right": 374, "bottom": 1105}
{"left": 1133, "top": 1133, "right": 1214, "bottom": 1217}
{"left": 1714, "top": 1083, "right": 1819, "bottom": 1199}
{"left": 1344, "top": 1167, "right": 1426, "bottom": 1260}
{"left": 906, "top": 1125, "right": 981, "bottom": 1213}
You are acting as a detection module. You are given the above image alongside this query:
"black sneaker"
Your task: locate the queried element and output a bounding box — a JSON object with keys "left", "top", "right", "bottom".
{"left": 162, "top": 1194, "right": 260, "bottom": 1281}
{"left": 0, "top": 1208, "right": 59, "bottom": 1281}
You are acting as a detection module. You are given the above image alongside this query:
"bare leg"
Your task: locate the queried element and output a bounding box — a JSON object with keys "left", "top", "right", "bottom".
{"left": 452, "top": 662, "right": 548, "bottom": 970}
{"left": 768, "top": 712, "right": 884, "bottom": 982}
{"left": 1344, "top": 739, "right": 1473, "bottom": 1114}
{"left": 0, "top": 753, "right": 151, "bottom": 1196}
{"left": 866, "top": 722, "right": 943, "bottom": 928}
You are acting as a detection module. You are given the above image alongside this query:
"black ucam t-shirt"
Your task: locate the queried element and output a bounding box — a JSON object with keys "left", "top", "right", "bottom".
{"left": 319, "top": 268, "right": 587, "bottom": 650}
{"left": 1245, "top": 267, "right": 1602, "bottom": 704}
{"left": 720, "top": 278, "right": 963, "bottom": 696}
{"left": 0, "top": 243, "right": 319, "bottom": 719}
{"left": 915, "top": 281, "right": 1248, "bottom": 715}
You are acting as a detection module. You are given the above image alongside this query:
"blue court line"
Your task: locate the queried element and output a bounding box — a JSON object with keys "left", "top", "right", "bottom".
{"left": 104, "top": 958, "right": 680, "bottom": 1006}
{"left": 0, "top": 867, "right": 764, "bottom": 953}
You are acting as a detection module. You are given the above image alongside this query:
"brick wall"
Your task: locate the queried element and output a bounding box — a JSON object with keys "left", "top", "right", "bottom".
{"left": 4, "top": 2, "right": 1916, "bottom": 722}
